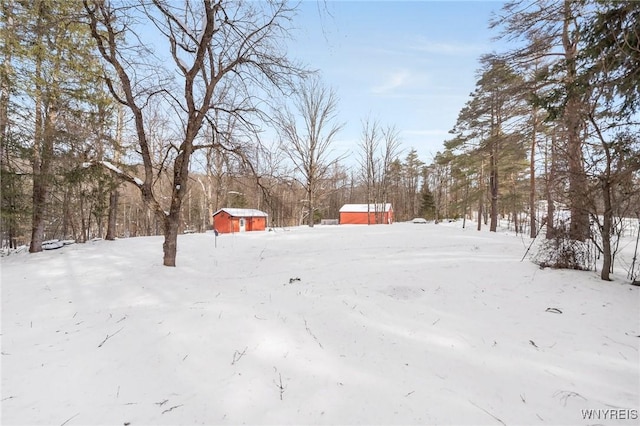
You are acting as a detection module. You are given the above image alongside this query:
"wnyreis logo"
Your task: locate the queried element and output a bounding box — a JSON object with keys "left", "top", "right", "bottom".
{"left": 581, "top": 409, "right": 639, "bottom": 421}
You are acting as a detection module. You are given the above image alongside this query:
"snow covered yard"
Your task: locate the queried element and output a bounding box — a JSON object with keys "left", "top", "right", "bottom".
{"left": 1, "top": 222, "right": 638, "bottom": 425}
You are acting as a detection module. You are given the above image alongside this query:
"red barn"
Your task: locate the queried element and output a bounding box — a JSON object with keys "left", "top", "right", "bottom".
{"left": 212, "top": 208, "right": 268, "bottom": 234}
{"left": 339, "top": 203, "right": 393, "bottom": 225}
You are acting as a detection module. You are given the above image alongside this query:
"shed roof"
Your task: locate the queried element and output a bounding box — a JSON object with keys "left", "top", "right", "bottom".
{"left": 213, "top": 208, "right": 268, "bottom": 217}
{"left": 339, "top": 203, "right": 392, "bottom": 213}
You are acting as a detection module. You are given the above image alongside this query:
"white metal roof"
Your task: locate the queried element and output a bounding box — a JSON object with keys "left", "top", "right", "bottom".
{"left": 339, "top": 203, "right": 393, "bottom": 213}
{"left": 213, "top": 208, "right": 268, "bottom": 217}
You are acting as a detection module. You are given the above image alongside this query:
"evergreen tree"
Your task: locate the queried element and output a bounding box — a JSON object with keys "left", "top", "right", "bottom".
{"left": 419, "top": 185, "right": 436, "bottom": 221}
{"left": 2, "top": 0, "right": 108, "bottom": 251}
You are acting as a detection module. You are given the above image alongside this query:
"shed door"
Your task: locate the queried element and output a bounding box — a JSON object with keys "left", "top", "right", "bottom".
{"left": 239, "top": 218, "right": 246, "bottom": 232}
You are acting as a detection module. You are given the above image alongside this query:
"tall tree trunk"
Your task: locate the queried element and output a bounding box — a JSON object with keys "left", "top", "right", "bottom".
{"left": 366, "top": 182, "right": 371, "bottom": 225}
{"left": 61, "top": 188, "right": 70, "bottom": 239}
{"left": 489, "top": 149, "right": 498, "bottom": 232}
{"left": 590, "top": 115, "right": 615, "bottom": 280}
{"left": 79, "top": 194, "right": 87, "bottom": 243}
{"left": 307, "top": 185, "right": 314, "bottom": 227}
{"left": 0, "top": 0, "right": 15, "bottom": 250}
{"left": 562, "top": 0, "right": 589, "bottom": 241}
{"left": 529, "top": 104, "right": 538, "bottom": 238}
{"left": 162, "top": 144, "right": 191, "bottom": 265}
{"left": 477, "top": 160, "right": 484, "bottom": 231}
{"left": 489, "top": 104, "right": 500, "bottom": 233}
{"left": 105, "top": 190, "right": 118, "bottom": 240}
{"left": 30, "top": 110, "right": 56, "bottom": 251}
{"left": 0, "top": 0, "right": 12, "bottom": 154}
{"left": 513, "top": 175, "right": 519, "bottom": 234}
{"left": 462, "top": 179, "right": 469, "bottom": 228}
{"left": 600, "top": 176, "right": 612, "bottom": 280}
{"left": 545, "top": 134, "right": 557, "bottom": 239}
{"left": 162, "top": 215, "right": 179, "bottom": 267}
{"left": 29, "top": 2, "right": 45, "bottom": 253}
{"left": 29, "top": 0, "right": 61, "bottom": 252}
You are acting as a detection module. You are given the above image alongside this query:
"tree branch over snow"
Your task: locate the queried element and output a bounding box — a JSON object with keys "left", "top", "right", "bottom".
{"left": 468, "top": 399, "right": 506, "bottom": 426}
{"left": 304, "top": 318, "right": 323, "bottom": 349}
{"left": 97, "top": 326, "right": 125, "bottom": 348}
{"left": 161, "top": 404, "right": 184, "bottom": 414}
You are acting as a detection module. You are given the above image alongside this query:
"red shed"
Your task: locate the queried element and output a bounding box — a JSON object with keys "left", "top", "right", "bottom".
{"left": 339, "top": 203, "right": 393, "bottom": 225}
{"left": 212, "top": 208, "right": 268, "bottom": 234}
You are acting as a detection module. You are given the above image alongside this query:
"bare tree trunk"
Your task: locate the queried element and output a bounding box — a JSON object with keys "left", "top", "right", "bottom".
{"left": 514, "top": 211, "right": 519, "bottom": 234}
{"left": 307, "top": 185, "right": 314, "bottom": 227}
{"left": 162, "top": 215, "right": 178, "bottom": 266}
{"left": 477, "top": 160, "right": 484, "bottom": 231}
{"left": 79, "top": 195, "right": 87, "bottom": 243}
{"left": 530, "top": 105, "right": 538, "bottom": 238}
{"left": 589, "top": 114, "right": 616, "bottom": 280}
{"left": 30, "top": 175, "right": 47, "bottom": 251}
{"left": 489, "top": 150, "right": 499, "bottom": 232}
{"left": 106, "top": 190, "right": 118, "bottom": 240}
{"left": 562, "top": 0, "right": 589, "bottom": 242}
{"left": 545, "top": 134, "right": 557, "bottom": 239}
{"left": 30, "top": 111, "right": 56, "bottom": 251}
{"left": 601, "top": 177, "right": 612, "bottom": 280}
{"left": 29, "top": 3, "right": 46, "bottom": 253}
{"left": 106, "top": 104, "right": 123, "bottom": 241}
{"left": 61, "top": 188, "right": 71, "bottom": 239}
{"left": 462, "top": 179, "right": 469, "bottom": 228}
{"left": 0, "top": 0, "right": 12, "bottom": 158}
{"left": 162, "top": 144, "right": 192, "bottom": 265}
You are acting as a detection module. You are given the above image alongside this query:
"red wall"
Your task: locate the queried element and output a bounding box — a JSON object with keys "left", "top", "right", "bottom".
{"left": 246, "top": 217, "right": 266, "bottom": 232}
{"left": 213, "top": 212, "right": 267, "bottom": 234}
{"left": 340, "top": 211, "right": 393, "bottom": 225}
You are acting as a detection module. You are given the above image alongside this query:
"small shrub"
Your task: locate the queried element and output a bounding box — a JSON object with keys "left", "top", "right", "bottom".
{"left": 532, "top": 227, "right": 594, "bottom": 271}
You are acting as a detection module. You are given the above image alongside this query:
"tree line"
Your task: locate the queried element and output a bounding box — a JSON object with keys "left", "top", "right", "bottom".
{"left": 0, "top": 0, "right": 434, "bottom": 266}
{"left": 1, "top": 0, "right": 639, "bottom": 277}
{"left": 425, "top": 0, "right": 640, "bottom": 280}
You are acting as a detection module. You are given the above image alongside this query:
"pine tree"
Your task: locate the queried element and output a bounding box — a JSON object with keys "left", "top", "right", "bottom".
{"left": 3, "top": 0, "right": 108, "bottom": 251}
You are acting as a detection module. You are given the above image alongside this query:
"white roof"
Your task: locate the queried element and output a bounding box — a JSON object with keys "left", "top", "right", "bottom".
{"left": 339, "top": 203, "right": 392, "bottom": 213}
{"left": 213, "top": 208, "right": 268, "bottom": 217}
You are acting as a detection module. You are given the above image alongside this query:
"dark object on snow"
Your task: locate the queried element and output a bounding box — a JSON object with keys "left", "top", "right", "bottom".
{"left": 545, "top": 307, "right": 563, "bottom": 314}
{"left": 289, "top": 277, "right": 301, "bottom": 284}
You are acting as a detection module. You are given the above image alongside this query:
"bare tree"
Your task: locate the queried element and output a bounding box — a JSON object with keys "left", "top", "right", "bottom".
{"left": 379, "top": 125, "right": 402, "bottom": 221}
{"left": 358, "top": 117, "right": 380, "bottom": 224}
{"left": 84, "top": 0, "right": 303, "bottom": 265}
{"left": 358, "top": 118, "right": 401, "bottom": 224}
{"left": 276, "top": 76, "right": 344, "bottom": 227}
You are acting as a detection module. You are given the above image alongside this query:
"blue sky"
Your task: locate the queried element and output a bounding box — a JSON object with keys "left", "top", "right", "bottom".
{"left": 286, "top": 0, "right": 506, "bottom": 163}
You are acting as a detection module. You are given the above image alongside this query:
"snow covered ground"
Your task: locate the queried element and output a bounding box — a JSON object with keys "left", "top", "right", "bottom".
{"left": 2, "top": 222, "right": 639, "bottom": 425}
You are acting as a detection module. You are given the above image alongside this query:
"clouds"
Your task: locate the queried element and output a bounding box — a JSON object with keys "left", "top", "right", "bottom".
{"left": 287, "top": 0, "right": 502, "bottom": 163}
{"left": 369, "top": 67, "right": 437, "bottom": 98}
{"left": 402, "top": 129, "right": 451, "bottom": 137}
{"left": 371, "top": 69, "right": 412, "bottom": 94}
{"left": 409, "top": 37, "right": 489, "bottom": 56}
{"left": 366, "top": 37, "right": 485, "bottom": 98}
